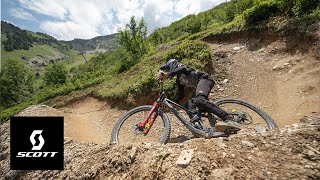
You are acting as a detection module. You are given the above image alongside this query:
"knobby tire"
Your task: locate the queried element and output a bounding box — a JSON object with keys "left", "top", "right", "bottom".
{"left": 111, "top": 105, "right": 171, "bottom": 144}
{"left": 214, "top": 98, "right": 278, "bottom": 129}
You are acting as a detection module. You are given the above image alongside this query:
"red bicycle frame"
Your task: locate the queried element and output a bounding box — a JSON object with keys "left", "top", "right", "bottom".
{"left": 138, "top": 102, "right": 159, "bottom": 135}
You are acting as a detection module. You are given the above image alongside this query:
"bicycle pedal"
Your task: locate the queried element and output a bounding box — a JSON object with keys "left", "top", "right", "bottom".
{"left": 224, "top": 128, "right": 240, "bottom": 135}
{"left": 207, "top": 128, "right": 225, "bottom": 137}
{"left": 192, "top": 122, "right": 203, "bottom": 130}
{"left": 215, "top": 121, "right": 241, "bottom": 132}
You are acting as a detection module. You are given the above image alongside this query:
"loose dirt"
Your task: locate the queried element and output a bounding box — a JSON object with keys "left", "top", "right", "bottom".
{"left": 208, "top": 34, "right": 319, "bottom": 127}
{"left": 60, "top": 97, "right": 126, "bottom": 144}
{"left": 2, "top": 115, "right": 319, "bottom": 179}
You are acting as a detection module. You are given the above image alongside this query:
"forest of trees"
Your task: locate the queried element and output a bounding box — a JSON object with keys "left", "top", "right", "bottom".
{"left": 1, "top": 21, "right": 59, "bottom": 51}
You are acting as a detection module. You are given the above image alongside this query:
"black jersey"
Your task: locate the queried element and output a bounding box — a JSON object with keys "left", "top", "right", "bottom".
{"left": 160, "top": 59, "right": 213, "bottom": 102}
{"left": 160, "top": 59, "right": 211, "bottom": 87}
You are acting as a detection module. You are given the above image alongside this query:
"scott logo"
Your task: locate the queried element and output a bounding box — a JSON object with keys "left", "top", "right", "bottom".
{"left": 11, "top": 116, "right": 64, "bottom": 170}
{"left": 30, "top": 130, "right": 45, "bottom": 150}
{"left": 16, "top": 130, "right": 58, "bottom": 158}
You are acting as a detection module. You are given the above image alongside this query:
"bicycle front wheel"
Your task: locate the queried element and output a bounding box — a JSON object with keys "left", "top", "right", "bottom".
{"left": 111, "top": 105, "right": 171, "bottom": 145}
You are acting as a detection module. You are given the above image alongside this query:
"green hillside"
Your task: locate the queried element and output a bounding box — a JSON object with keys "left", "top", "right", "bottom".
{"left": 1, "top": 0, "right": 319, "bottom": 122}
{"left": 0, "top": 21, "right": 95, "bottom": 112}
{"left": 0, "top": 21, "right": 98, "bottom": 81}
{"left": 63, "top": 34, "right": 118, "bottom": 53}
{"left": 150, "top": 0, "right": 319, "bottom": 44}
{"left": 1, "top": 21, "right": 85, "bottom": 70}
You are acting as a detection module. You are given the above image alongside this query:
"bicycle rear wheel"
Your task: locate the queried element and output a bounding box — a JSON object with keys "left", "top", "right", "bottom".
{"left": 111, "top": 105, "right": 171, "bottom": 145}
{"left": 214, "top": 98, "right": 278, "bottom": 132}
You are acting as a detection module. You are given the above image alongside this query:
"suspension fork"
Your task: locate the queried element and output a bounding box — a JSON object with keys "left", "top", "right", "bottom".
{"left": 138, "top": 102, "right": 159, "bottom": 135}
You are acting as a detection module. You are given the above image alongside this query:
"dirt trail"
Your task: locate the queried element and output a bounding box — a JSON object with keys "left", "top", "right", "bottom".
{"left": 60, "top": 97, "right": 127, "bottom": 144}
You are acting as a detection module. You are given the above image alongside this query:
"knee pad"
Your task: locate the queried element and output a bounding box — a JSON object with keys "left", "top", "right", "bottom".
{"left": 192, "top": 95, "right": 207, "bottom": 107}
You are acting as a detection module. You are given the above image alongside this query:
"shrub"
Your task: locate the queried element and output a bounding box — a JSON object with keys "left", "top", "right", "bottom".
{"left": 0, "top": 59, "right": 34, "bottom": 109}
{"left": 0, "top": 101, "right": 34, "bottom": 122}
{"left": 165, "top": 40, "right": 211, "bottom": 70}
{"left": 293, "top": 0, "right": 320, "bottom": 17}
{"left": 43, "top": 63, "right": 67, "bottom": 86}
{"left": 244, "top": 0, "right": 279, "bottom": 25}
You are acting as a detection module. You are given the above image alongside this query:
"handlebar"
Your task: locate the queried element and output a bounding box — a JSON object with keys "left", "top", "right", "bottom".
{"left": 158, "top": 80, "right": 164, "bottom": 92}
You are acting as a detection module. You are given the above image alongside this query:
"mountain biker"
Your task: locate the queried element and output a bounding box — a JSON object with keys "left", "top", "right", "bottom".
{"left": 157, "top": 59, "right": 240, "bottom": 132}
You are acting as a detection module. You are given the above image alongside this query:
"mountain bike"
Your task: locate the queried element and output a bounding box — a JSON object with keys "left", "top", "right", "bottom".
{"left": 111, "top": 83, "right": 278, "bottom": 144}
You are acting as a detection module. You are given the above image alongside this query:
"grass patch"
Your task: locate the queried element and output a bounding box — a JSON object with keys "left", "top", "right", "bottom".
{"left": 63, "top": 53, "right": 96, "bottom": 71}
{"left": 0, "top": 101, "right": 35, "bottom": 122}
{"left": 1, "top": 44, "right": 58, "bottom": 60}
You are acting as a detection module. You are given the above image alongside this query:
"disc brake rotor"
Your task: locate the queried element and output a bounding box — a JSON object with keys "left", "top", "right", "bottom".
{"left": 231, "top": 109, "right": 253, "bottom": 125}
{"left": 133, "top": 124, "right": 145, "bottom": 135}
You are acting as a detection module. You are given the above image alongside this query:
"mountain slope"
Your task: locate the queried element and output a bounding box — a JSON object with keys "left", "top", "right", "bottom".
{"left": 1, "top": 21, "right": 117, "bottom": 71}
{"left": 63, "top": 34, "right": 118, "bottom": 53}
{"left": 1, "top": 21, "right": 81, "bottom": 70}
{"left": 1, "top": 21, "right": 59, "bottom": 51}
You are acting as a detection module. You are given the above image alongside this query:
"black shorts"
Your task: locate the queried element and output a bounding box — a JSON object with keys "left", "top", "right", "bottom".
{"left": 195, "top": 78, "right": 215, "bottom": 97}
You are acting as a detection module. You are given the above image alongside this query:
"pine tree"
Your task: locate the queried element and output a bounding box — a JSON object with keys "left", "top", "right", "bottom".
{"left": 117, "top": 16, "right": 149, "bottom": 62}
